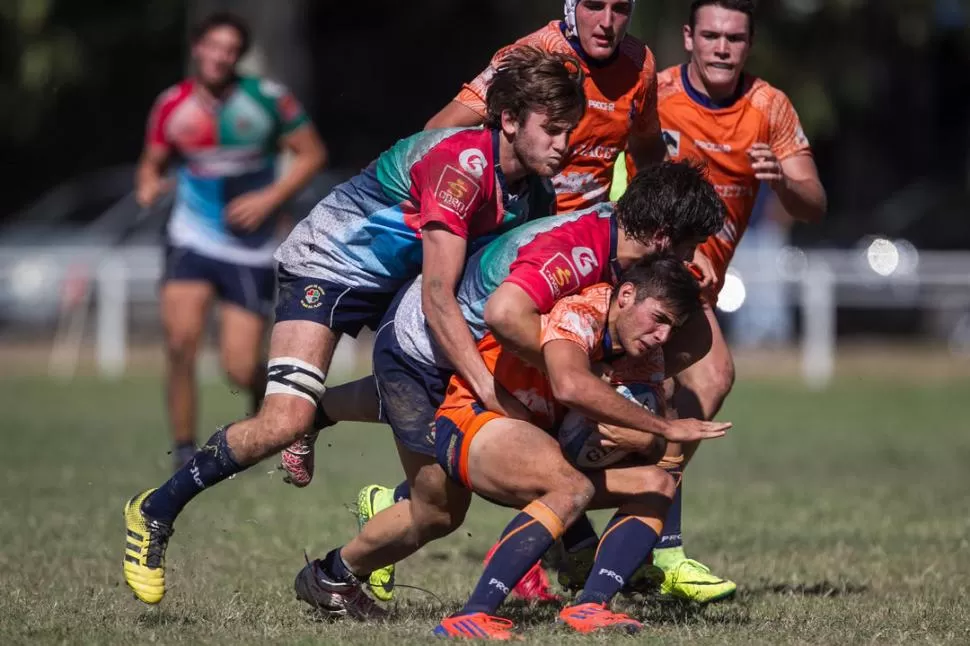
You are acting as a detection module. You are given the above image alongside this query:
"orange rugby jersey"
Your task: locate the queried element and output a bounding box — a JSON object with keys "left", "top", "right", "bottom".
{"left": 655, "top": 64, "right": 812, "bottom": 285}
{"left": 455, "top": 21, "right": 661, "bottom": 212}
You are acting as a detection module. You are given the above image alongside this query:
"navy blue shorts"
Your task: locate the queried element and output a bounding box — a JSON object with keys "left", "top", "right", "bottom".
{"left": 373, "top": 318, "right": 453, "bottom": 457}
{"left": 163, "top": 245, "right": 275, "bottom": 316}
{"left": 274, "top": 267, "right": 397, "bottom": 337}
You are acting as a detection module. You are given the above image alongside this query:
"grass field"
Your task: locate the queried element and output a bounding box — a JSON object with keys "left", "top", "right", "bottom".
{"left": 3, "top": 373, "right": 970, "bottom": 644}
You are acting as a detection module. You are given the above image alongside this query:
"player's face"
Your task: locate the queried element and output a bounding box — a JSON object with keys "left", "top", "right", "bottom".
{"left": 575, "top": 0, "right": 633, "bottom": 61}
{"left": 613, "top": 286, "right": 679, "bottom": 357}
{"left": 193, "top": 26, "right": 244, "bottom": 88}
{"left": 506, "top": 111, "right": 573, "bottom": 177}
{"left": 684, "top": 6, "right": 751, "bottom": 93}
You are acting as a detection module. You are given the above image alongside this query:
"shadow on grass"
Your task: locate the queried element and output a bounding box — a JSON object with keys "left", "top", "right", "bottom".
{"left": 744, "top": 581, "right": 869, "bottom": 598}
{"left": 135, "top": 611, "right": 198, "bottom": 627}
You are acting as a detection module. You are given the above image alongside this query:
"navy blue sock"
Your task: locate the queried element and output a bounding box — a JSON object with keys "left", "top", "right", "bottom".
{"left": 562, "top": 513, "right": 599, "bottom": 552}
{"left": 320, "top": 547, "right": 361, "bottom": 582}
{"left": 659, "top": 478, "right": 683, "bottom": 549}
{"left": 393, "top": 480, "right": 410, "bottom": 503}
{"left": 459, "top": 503, "right": 561, "bottom": 615}
{"left": 143, "top": 425, "right": 244, "bottom": 523}
{"left": 576, "top": 514, "right": 660, "bottom": 605}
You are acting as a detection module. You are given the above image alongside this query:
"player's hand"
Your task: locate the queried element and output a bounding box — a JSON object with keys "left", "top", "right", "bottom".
{"left": 687, "top": 248, "right": 718, "bottom": 290}
{"left": 135, "top": 177, "right": 172, "bottom": 208}
{"left": 481, "top": 382, "right": 531, "bottom": 421}
{"left": 663, "top": 418, "right": 731, "bottom": 443}
{"left": 227, "top": 188, "right": 279, "bottom": 232}
{"left": 748, "top": 143, "right": 785, "bottom": 187}
{"left": 596, "top": 423, "right": 661, "bottom": 453}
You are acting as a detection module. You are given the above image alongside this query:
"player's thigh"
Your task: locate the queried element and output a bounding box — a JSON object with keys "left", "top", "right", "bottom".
{"left": 320, "top": 376, "right": 381, "bottom": 423}
{"left": 160, "top": 281, "right": 213, "bottom": 356}
{"left": 586, "top": 463, "right": 676, "bottom": 510}
{"left": 675, "top": 305, "right": 735, "bottom": 401}
{"left": 218, "top": 302, "right": 267, "bottom": 375}
{"left": 463, "top": 416, "right": 586, "bottom": 508}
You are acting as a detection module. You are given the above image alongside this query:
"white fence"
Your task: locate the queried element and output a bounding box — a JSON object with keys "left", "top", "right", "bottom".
{"left": 1, "top": 244, "right": 968, "bottom": 388}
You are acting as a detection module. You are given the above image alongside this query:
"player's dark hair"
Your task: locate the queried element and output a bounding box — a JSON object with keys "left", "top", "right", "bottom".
{"left": 191, "top": 11, "right": 252, "bottom": 56}
{"left": 484, "top": 47, "right": 586, "bottom": 130}
{"left": 615, "top": 159, "right": 726, "bottom": 247}
{"left": 689, "top": 0, "right": 756, "bottom": 39}
{"left": 615, "top": 254, "right": 702, "bottom": 321}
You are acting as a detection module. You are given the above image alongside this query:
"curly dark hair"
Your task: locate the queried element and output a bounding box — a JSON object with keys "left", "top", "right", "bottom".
{"left": 484, "top": 46, "right": 586, "bottom": 130}
{"left": 191, "top": 11, "right": 251, "bottom": 56}
{"left": 615, "top": 254, "right": 703, "bottom": 321}
{"left": 615, "top": 160, "right": 726, "bottom": 247}
{"left": 689, "top": 0, "right": 757, "bottom": 38}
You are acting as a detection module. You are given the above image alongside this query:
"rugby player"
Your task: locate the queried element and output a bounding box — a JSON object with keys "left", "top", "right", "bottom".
{"left": 121, "top": 48, "right": 586, "bottom": 606}
{"left": 279, "top": 0, "right": 666, "bottom": 482}
{"left": 604, "top": 0, "right": 828, "bottom": 602}
{"left": 297, "top": 259, "right": 728, "bottom": 636}
{"left": 286, "top": 162, "right": 728, "bottom": 617}
{"left": 137, "top": 12, "right": 326, "bottom": 469}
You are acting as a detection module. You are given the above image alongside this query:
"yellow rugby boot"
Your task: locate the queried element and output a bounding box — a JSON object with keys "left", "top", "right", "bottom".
{"left": 655, "top": 548, "right": 736, "bottom": 603}
{"left": 123, "top": 489, "right": 174, "bottom": 604}
{"left": 356, "top": 484, "right": 396, "bottom": 601}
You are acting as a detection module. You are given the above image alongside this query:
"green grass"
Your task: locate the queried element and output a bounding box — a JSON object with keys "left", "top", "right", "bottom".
{"left": 2, "top": 375, "right": 970, "bottom": 644}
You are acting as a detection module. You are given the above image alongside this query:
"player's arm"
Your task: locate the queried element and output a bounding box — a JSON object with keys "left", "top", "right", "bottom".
{"left": 426, "top": 101, "right": 485, "bottom": 130}
{"left": 135, "top": 143, "right": 171, "bottom": 208}
{"left": 422, "top": 227, "right": 529, "bottom": 419}
{"left": 775, "top": 153, "right": 826, "bottom": 223}
{"left": 626, "top": 51, "right": 667, "bottom": 169}
{"left": 483, "top": 282, "right": 545, "bottom": 368}
{"left": 543, "top": 339, "right": 730, "bottom": 446}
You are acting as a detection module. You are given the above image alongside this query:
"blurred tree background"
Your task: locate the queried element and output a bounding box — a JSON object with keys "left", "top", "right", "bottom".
{"left": 2, "top": 0, "right": 969, "bottom": 246}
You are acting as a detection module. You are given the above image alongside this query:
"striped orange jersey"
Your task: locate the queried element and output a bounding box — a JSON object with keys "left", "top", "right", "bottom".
{"left": 455, "top": 21, "right": 661, "bottom": 212}
{"left": 655, "top": 64, "right": 812, "bottom": 287}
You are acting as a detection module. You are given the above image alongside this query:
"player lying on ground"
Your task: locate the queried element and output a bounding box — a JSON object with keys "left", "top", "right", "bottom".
{"left": 293, "top": 260, "right": 730, "bottom": 636}
{"left": 284, "top": 161, "right": 726, "bottom": 603}
{"left": 278, "top": 0, "right": 669, "bottom": 488}
{"left": 596, "top": 0, "right": 828, "bottom": 602}
{"left": 137, "top": 11, "right": 326, "bottom": 470}
{"left": 121, "top": 48, "right": 587, "bottom": 605}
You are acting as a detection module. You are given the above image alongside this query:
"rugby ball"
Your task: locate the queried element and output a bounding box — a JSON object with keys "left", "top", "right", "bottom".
{"left": 558, "top": 383, "right": 664, "bottom": 469}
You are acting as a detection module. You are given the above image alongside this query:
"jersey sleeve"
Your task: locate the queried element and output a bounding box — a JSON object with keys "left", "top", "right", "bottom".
{"left": 540, "top": 287, "right": 610, "bottom": 353}
{"left": 258, "top": 79, "right": 310, "bottom": 135}
{"left": 767, "top": 89, "right": 811, "bottom": 161}
{"left": 411, "top": 146, "right": 488, "bottom": 239}
{"left": 145, "top": 88, "right": 177, "bottom": 150}
{"left": 454, "top": 45, "right": 512, "bottom": 118}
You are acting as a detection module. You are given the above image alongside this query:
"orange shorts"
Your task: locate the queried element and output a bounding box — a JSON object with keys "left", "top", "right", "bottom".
{"left": 434, "top": 334, "right": 559, "bottom": 488}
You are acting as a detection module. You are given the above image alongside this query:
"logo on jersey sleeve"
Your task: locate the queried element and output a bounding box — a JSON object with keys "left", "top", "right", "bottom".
{"left": 662, "top": 129, "right": 681, "bottom": 157}
{"left": 571, "top": 247, "right": 598, "bottom": 277}
{"left": 434, "top": 165, "right": 481, "bottom": 219}
{"left": 540, "top": 252, "right": 581, "bottom": 299}
{"left": 795, "top": 125, "right": 810, "bottom": 147}
{"left": 458, "top": 149, "right": 487, "bottom": 178}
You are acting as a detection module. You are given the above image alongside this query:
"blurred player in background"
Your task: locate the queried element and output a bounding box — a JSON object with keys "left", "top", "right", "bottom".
{"left": 607, "top": 0, "right": 827, "bottom": 602}
{"left": 122, "top": 48, "right": 585, "bottom": 606}
{"left": 136, "top": 12, "right": 326, "bottom": 469}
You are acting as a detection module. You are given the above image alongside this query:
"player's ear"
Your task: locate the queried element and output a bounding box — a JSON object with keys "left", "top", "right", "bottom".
{"left": 682, "top": 24, "right": 693, "bottom": 52}
{"left": 500, "top": 109, "right": 519, "bottom": 138}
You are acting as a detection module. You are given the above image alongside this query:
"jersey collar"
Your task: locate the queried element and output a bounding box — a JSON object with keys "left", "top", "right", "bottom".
{"left": 680, "top": 63, "right": 746, "bottom": 109}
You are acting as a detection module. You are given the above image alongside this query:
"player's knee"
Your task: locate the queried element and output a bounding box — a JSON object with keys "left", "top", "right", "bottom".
{"left": 166, "top": 334, "right": 199, "bottom": 369}
{"left": 413, "top": 499, "right": 467, "bottom": 543}
{"left": 554, "top": 470, "right": 596, "bottom": 519}
{"left": 223, "top": 356, "right": 260, "bottom": 389}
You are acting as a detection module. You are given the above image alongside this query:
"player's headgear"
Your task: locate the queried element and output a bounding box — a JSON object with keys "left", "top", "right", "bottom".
{"left": 564, "top": 0, "right": 637, "bottom": 39}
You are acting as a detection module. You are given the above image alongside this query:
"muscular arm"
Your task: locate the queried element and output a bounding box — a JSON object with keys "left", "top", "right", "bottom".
{"left": 483, "top": 282, "right": 544, "bottom": 368}
{"left": 626, "top": 131, "right": 667, "bottom": 170}
{"left": 775, "top": 154, "right": 826, "bottom": 224}
{"left": 135, "top": 144, "right": 171, "bottom": 208}
{"left": 425, "top": 101, "right": 485, "bottom": 130}
{"left": 421, "top": 226, "right": 504, "bottom": 409}
{"left": 267, "top": 124, "right": 327, "bottom": 210}
{"left": 544, "top": 339, "right": 674, "bottom": 441}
